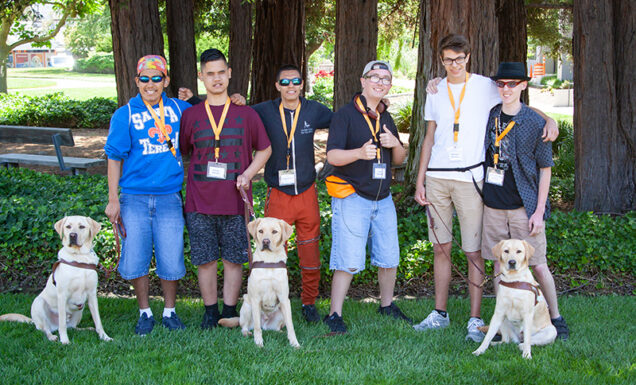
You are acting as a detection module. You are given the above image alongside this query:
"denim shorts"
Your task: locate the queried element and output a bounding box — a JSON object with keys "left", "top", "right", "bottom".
{"left": 118, "top": 192, "right": 186, "bottom": 281}
{"left": 329, "top": 193, "right": 400, "bottom": 274}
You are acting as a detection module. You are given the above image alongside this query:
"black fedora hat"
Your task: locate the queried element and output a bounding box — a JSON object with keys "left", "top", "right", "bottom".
{"left": 490, "top": 62, "right": 531, "bottom": 81}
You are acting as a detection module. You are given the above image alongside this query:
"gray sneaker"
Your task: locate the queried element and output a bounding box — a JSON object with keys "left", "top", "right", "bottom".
{"left": 413, "top": 310, "right": 450, "bottom": 331}
{"left": 466, "top": 317, "right": 485, "bottom": 342}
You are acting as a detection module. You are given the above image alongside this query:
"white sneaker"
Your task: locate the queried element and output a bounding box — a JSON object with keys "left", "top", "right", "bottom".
{"left": 466, "top": 317, "right": 485, "bottom": 342}
{"left": 413, "top": 310, "right": 450, "bottom": 331}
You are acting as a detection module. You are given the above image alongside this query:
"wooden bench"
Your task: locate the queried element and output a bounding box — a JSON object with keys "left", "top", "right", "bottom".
{"left": 0, "top": 125, "right": 105, "bottom": 175}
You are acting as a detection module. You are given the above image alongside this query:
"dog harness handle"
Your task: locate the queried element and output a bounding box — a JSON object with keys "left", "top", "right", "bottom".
{"left": 499, "top": 281, "right": 540, "bottom": 305}
{"left": 51, "top": 259, "right": 97, "bottom": 286}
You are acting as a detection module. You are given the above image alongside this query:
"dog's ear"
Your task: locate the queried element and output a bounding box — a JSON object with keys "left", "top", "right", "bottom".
{"left": 87, "top": 217, "right": 102, "bottom": 239}
{"left": 247, "top": 218, "right": 261, "bottom": 238}
{"left": 279, "top": 220, "right": 293, "bottom": 242}
{"left": 54, "top": 217, "right": 67, "bottom": 238}
{"left": 492, "top": 240, "right": 506, "bottom": 262}
{"left": 522, "top": 240, "right": 535, "bottom": 261}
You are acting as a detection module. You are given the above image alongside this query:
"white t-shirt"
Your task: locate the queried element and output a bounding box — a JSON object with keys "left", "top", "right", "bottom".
{"left": 424, "top": 74, "right": 501, "bottom": 182}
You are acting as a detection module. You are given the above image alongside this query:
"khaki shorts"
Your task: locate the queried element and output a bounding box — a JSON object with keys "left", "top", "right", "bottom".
{"left": 481, "top": 206, "right": 547, "bottom": 265}
{"left": 425, "top": 176, "right": 484, "bottom": 252}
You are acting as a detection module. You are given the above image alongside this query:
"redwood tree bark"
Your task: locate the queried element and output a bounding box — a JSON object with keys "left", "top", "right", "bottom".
{"left": 405, "top": 0, "right": 499, "bottom": 188}
{"left": 573, "top": 0, "right": 635, "bottom": 213}
{"left": 166, "top": 0, "right": 197, "bottom": 98}
{"left": 497, "top": 0, "right": 528, "bottom": 104}
{"left": 250, "top": 0, "right": 304, "bottom": 104}
{"left": 228, "top": 0, "right": 252, "bottom": 96}
{"left": 333, "top": 0, "right": 378, "bottom": 110}
{"left": 109, "top": 0, "right": 164, "bottom": 106}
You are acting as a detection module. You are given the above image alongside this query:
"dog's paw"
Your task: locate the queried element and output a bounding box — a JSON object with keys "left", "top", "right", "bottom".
{"left": 100, "top": 334, "right": 112, "bottom": 342}
{"left": 472, "top": 348, "right": 484, "bottom": 356}
{"left": 254, "top": 336, "right": 264, "bottom": 347}
{"left": 47, "top": 334, "right": 58, "bottom": 342}
{"left": 242, "top": 329, "right": 252, "bottom": 337}
{"left": 519, "top": 344, "right": 532, "bottom": 359}
{"left": 289, "top": 339, "right": 300, "bottom": 348}
{"left": 60, "top": 338, "right": 70, "bottom": 345}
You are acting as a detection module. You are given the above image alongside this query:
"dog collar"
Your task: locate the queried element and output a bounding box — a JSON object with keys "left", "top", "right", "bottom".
{"left": 251, "top": 261, "right": 287, "bottom": 269}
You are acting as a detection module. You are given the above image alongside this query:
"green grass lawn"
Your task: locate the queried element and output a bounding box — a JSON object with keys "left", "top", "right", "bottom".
{"left": 7, "top": 67, "right": 115, "bottom": 81}
{"left": 7, "top": 78, "right": 57, "bottom": 89}
{"left": 0, "top": 294, "right": 633, "bottom": 384}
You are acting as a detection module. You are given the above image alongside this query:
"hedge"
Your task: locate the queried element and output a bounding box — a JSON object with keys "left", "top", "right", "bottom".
{"left": 0, "top": 93, "right": 116, "bottom": 129}
{"left": 1, "top": 168, "right": 634, "bottom": 292}
{"left": 74, "top": 53, "right": 115, "bottom": 74}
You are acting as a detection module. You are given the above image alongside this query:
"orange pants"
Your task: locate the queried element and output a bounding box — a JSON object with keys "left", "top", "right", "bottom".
{"left": 264, "top": 183, "right": 321, "bottom": 305}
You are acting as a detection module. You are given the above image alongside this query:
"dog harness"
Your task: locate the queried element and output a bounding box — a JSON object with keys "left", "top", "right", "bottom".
{"left": 51, "top": 259, "right": 97, "bottom": 286}
{"left": 251, "top": 261, "right": 287, "bottom": 269}
{"left": 499, "top": 281, "right": 540, "bottom": 305}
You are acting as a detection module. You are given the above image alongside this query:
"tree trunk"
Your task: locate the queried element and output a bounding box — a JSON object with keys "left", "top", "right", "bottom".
{"left": 0, "top": 47, "right": 8, "bottom": 94}
{"left": 166, "top": 0, "right": 197, "bottom": 98}
{"left": 573, "top": 0, "right": 635, "bottom": 213}
{"left": 109, "top": 0, "right": 164, "bottom": 106}
{"left": 228, "top": 0, "right": 253, "bottom": 97}
{"left": 497, "top": 0, "right": 528, "bottom": 104}
{"left": 250, "top": 0, "right": 304, "bottom": 104}
{"left": 333, "top": 0, "right": 378, "bottom": 110}
{"left": 405, "top": 0, "right": 499, "bottom": 189}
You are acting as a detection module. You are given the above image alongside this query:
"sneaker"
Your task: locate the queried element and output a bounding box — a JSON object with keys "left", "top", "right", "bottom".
{"left": 465, "top": 317, "right": 485, "bottom": 342}
{"left": 302, "top": 304, "right": 321, "bottom": 323}
{"left": 135, "top": 313, "right": 155, "bottom": 336}
{"left": 162, "top": 312, "right": 186, "bottom": 331}
{"left": 201, "top": 310, "right": 220, "bottom": 329}
{"left": 378, "top": 302, "right": 413, "bottom": 324}
{"left": 323, "top": 312, "right": 347, "bottom": 333}
{"left": 413, "top": 310, "right": 450, "bottom": 331}
{"left": 551, "top": 316, "right": 569, "bottom": 340}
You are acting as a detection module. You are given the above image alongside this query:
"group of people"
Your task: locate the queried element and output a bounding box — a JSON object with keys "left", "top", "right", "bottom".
{"left": 104, "top": 33, "right": 569, "bottom": 342}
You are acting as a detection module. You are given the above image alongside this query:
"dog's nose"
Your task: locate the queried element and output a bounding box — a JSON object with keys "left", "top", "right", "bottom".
{"left": 262, "top": 238, "right": 271, "bottom": 250}
{"left": 508, "top": 260, "right": 516, "bottom": 269}
{"left": 69, "top": 233, "right": 78, "bottom": 245}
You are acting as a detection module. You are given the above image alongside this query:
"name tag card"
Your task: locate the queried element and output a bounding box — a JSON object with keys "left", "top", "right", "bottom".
{"left": 485, "top": 166, "right": 505, "bottom": 186}
{"left": 373, "top": 163, "right": 387, "bottom": 180}
{"left": 207, "top": 162, "right": 227, "bottom": 179}
{"left": 447, "top": 145, "right": 463, "bottom": 162}
{"left": 278, "top": 169, "right": 296, "bottom": 186}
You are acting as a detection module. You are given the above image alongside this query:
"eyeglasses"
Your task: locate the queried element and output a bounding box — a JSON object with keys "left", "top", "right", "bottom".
{"left": 495, "top": 80, "right": 522, "bottom": 89}
{"left": 278, "top": 77, "right": 302, "bottom": 86}
{"left": 441, "top": 56, "right": 467, "bottom": 66}
{"left": 364, "top": 75, "right": 392, "bottom": 85}
{"left": 138, "top": 75, "right": 165, "bottom": 83}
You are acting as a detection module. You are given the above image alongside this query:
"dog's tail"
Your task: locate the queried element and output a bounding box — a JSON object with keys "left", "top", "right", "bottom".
{"left": 217, "top": 317, "right": 240, "bottom": 328}
{"left": 0, "top": 314, "right": 33, "bottom": 323}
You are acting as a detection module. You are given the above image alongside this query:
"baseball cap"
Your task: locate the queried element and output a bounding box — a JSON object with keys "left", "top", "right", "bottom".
{"left": 362, "top": 60, "right": 393, "bottom": 77}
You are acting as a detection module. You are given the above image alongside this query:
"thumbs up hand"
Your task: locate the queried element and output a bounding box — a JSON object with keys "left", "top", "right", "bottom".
{"left": 379, "top": 125, "right": 399, "bottom": 148}
{"left": 358, "top": 139, "right": 377, "bottom": 160}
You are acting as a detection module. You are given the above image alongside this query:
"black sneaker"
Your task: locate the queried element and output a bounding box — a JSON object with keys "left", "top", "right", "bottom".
{"left": 378, "top": 302, "right": 413, "bottom": 324}
{"left": 323, "top": 312, "right": 347, "bottom": 333}
{"left": 551, "top": 316, "right": 569, "bottom": 340}
{"left": 162, "top": 312, "right": 186, "bottom": 331}
{"left": 302, "top": 304, "right": 321, "bottom": 323}
{"left": 135, "top": 313, "right": 155, "bottom": 336}
{"left": 201, "top": 310, "right": 220, "bottom": 329}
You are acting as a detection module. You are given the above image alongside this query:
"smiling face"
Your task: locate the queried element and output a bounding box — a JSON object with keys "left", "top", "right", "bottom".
{"left": 497, "top": 78, "right": 527, "bottom": 106}
{"left": 441, "top": 49, "right": 470, "bottom": 82}
{"left": 275, "top": 69, "right": 303, "bottom": 105}
{"left": 199, "top": 59, "right": 231, "bottom": 97}
{"left": 493, "top": 239, "right": 534, "bottom": 275}
{"left": 135, "top": 69, "right": 169, "bottom": 105}
{"left": 360, "top": 68, "right": 392, "bottom": 101}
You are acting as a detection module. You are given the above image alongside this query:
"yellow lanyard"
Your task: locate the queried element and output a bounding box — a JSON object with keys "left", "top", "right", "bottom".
{"left": 355, "top": 96, "right": 381, "bottom": 161}
{"left": 493, "top": 117, "right": 516, "bottom": 166}
{"left": 279, "top": 101, "right": 301, "bottom": 169}
{"left": 447, "top": 72, "right": 470, "bottom": 143}
{"left": 204, "top": 98, "right": 231, "bottom": 161}
{"left": 143, "top": 98, "right": 177, "bottom": 158}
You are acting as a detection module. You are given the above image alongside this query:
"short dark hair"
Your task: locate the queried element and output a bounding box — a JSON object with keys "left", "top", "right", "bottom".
{"left": 438, "top": 34, "right": 471, "bottom": 57}
{"left": 200, "top": 48, "right": 228, "bottom": 67}
{"left": 276, "top": 64, "right": 302, "bottom": 81}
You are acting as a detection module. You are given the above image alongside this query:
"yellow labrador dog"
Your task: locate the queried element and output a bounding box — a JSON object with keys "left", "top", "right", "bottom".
{"left": 218, "top": 217, "right": 300, "bottom": 348}
{"left": 473, "top": 239, "right": 556, "bottom": 359}
{"left": 0, "top": 216, "right": 111, "bottom": 344}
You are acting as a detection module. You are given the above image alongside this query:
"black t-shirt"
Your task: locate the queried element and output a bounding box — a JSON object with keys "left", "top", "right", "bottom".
{"left": 326, "top": 94, "right": 402, "bottom": 201}
{"left": 483, "top": 111, "right": 524, "bottom": 209}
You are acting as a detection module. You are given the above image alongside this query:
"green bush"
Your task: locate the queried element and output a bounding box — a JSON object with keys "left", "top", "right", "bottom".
{"left": 0, "top": 93, "right": 116, "bottom": 129}
{"left": 74, "top": 52, "right": 115, "bottom": 74}
{"left": 2, "top": 168, "right": 633, "bottom": 292}
{"left": 307, "top": 76, "right": 334, "bottom": 108}
{"left": 393, "top": 103, "right": 412, "bottom": 133}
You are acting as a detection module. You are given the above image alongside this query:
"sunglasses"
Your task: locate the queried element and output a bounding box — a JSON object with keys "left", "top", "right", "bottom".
{"left": 495, "top": 80, "right": 522, "bottom": 88}
{"left": 138, "top": 75, "right": 165, "bottom": 83}
{"left": 278, "top": 77, "right": 302, "bottom": 86}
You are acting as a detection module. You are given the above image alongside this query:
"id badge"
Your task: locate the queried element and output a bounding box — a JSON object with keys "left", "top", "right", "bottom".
{"left": 278, "top": 169, "right": 296, "bottom": 186}
{"left": 485, "top": 166, "right": 505, "bottom": 186}
{"left": 207, "top": 161, "right": 227, "bottom": 179}
{"left": 447, "top": 145, "right": 463, "bottom": 162}
{"left": 373, "top": 163, "right": 387, "bottom": 180}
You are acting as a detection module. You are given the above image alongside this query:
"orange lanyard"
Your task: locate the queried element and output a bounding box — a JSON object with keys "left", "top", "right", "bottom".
{"left": 493, "top": 116, "right": 516, "bottom": 166}
{"left": 279, "top": 101, "right": 301, "bottom": 169}
{"left": 143, "top": 98, "right": 177, "bottom": 158}
{"left": 355, "top": 96, "right": 381, "bottom": 161}
{"left": 204, "top": 98, "right": 231, "bottom": 161}
{"left": 447, "top": 72, "right": 470, "bottom": 143}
